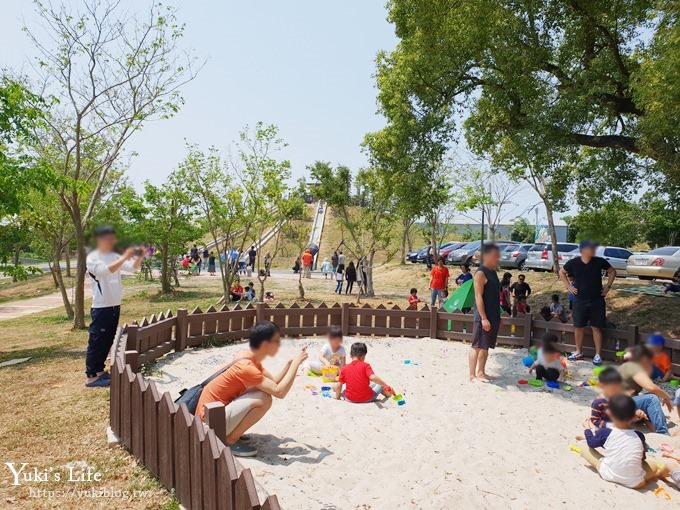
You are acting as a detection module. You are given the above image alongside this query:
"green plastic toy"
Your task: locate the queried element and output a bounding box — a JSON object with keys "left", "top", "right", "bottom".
{"left": 528, "top": 378, "right": 544, "bottom": 387}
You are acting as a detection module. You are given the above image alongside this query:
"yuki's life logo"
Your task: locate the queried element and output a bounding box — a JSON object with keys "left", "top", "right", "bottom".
{"left": 4, "top": 462, "right": 102, "bottom": 486}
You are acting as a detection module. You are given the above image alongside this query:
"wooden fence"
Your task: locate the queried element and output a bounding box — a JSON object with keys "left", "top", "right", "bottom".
{"left": 109, "top": 302, "right": 679, "bottom": 510}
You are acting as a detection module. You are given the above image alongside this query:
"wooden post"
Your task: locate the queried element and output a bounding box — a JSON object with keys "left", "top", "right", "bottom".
{"left": 125, "top": 324, "right": 139, "bottom": 351}
{"left": 256, "top": 302, "right": 265, "bottom": 322}
{"left": 176, "top": 308, "right": 188, "bottom": 352}
{"left": 523, "top": 313, "right": 533, "bottom": 349}
{"left": 629, "top": 324, "right": 639, "bottom": 348}
{"left": 124, "top": 350, "right": 139, "bottom": 372}
{"left": 205, "top": 402, "right": 227, "bottom": 444}
{"left": 341, "top": 302, "right": 350, "bottom": 336}
{"left": 429, "top": 306, "right": 437, "bottom": 339}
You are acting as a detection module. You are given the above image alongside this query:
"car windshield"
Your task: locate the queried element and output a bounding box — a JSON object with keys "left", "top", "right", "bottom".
{"left": 529, "top": 244, "right": 547, "bottom": 251}
{"left": 459, "top": 241, "right": 481, "bottom": 250}
{"left": 647, "top": 247, "right": 680, "bottom": 256}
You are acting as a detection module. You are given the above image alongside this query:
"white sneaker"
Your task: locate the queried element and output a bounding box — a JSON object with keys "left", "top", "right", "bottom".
{"left": 593, "top": 354, "right": 602, "bottom": 366}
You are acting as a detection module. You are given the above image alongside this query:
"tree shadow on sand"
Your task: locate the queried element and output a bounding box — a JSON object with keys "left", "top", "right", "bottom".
{"left": 247, "top": 434, "right": 333, "bottom": 466}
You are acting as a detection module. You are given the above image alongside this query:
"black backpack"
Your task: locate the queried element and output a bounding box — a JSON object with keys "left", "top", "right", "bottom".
{"left": 174, "top": 357, "right": 250, "bottom": 415}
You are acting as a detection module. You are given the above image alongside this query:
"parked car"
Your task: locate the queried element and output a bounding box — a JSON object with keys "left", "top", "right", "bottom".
{"left": 499, "top": 244, "right": 533, "bottom": 270}
{"left": 626, "top": 246, "right": 680, "bottom": 280}
{"left": 470, "top": 240, "right": 520, "bottom": 265}
{"left": 406, "top": 248, "right": 422, "bottom": 263}
{"left": 447, "top": 240, "right": 518, "bottom": 266}
{"left": 524, "top": 242, "right": 579, "bottom": 272}
{"left": 415, "top": 245, "right": 435, "bottom": 263}
{"left": 439, "top": 242, "right": 467, "bottom": 261}
{"left": 595, "top": 246, "right": 633, "bottom": 276}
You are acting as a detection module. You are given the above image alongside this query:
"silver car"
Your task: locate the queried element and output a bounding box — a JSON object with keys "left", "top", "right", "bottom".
{"left": 596, "top": 246, "right": 633, "bottom": 276}
{"left": 627, "top": 246, "right": 680, "bottom": 280}
{"left": 524, "top": 242, "right": 578, "bottom": 272}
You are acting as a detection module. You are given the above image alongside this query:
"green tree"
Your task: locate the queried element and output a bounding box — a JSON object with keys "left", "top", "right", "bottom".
{"left": 0, "top": 77, "right": 46, "bottom": 217}
{"left": 26, "top": 0, "right": 198, "bottom": 328}
{"left": 310, "top": 162, "right": 397, "bottom": 296}
{"left": 380, "top": 0, "right": 680, "bottom": 185}
{"left": 570, "top": 199, "right": 642, "bottom": 247}
{"left": 510, "top": 217, "right": 535, "bottom": 243}
{"left": 141, "top": 174, "right": 201, "bottom": 294}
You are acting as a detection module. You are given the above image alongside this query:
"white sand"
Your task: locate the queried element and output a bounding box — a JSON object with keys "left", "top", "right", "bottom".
{"left": 150, "top": 337, "right": 680, "bottom": 510}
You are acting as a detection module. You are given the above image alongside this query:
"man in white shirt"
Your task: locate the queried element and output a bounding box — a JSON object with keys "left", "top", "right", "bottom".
{"left": 85, "top": 226, "right": 143, "bottom": 387}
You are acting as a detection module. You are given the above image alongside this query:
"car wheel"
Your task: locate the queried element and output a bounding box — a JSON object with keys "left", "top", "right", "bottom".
{"left": 518, "top": 260, "right": 525, "bottom": 270}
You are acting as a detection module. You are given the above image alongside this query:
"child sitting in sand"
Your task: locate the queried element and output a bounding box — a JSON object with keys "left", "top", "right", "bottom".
{"left": 589, "top": 367, "right": 651, "bottom": 430}
{"left": 309, "top": 326, "right": 347, "bottom": 375}
{"left": 335, "top": 342, "right": 394, "bottom": 403}
{"left": 550, "top": 294, "right": 567, "bottom": 322}
{"left": 528, "top": 334, "right": 564, "bottom": 382}
{"left": 407, "top": 288, "right": 421, "bottom": 309}
{"left": 647, "top": 334, "right": 672, "bottom": 382}
{"left": 576, "top": 394, "right": 669, "bottom": 489}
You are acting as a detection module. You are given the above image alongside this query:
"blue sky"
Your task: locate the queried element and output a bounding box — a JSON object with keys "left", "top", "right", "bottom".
{"left": 1, "top": 0, "right": 396, "bottom": 184}
{"left": 0, "top": 0, "right": 560, "bottom": 225}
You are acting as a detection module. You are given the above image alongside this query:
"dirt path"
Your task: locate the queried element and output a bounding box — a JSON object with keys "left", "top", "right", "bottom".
{"left": 0, "top": 291, "right": 67, "bottom": 320}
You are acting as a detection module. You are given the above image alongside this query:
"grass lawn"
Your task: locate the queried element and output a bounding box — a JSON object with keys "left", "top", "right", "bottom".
{"left": 0, "top": 263, "right": 677, "bottom": 509}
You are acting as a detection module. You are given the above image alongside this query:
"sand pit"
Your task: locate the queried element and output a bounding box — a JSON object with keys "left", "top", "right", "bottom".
{"left": 149, "top": 337, "right": 679, "bottom": 510}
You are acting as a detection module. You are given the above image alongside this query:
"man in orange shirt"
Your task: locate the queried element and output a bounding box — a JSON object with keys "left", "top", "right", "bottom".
{"left": 429, "top": 256, "right": 450, "bottom": 307}
{"left": 195, "top": 321, "right": 308, "bottom": 457}
{"left": 301, "top": 249, "right": 314, "bottom": 278}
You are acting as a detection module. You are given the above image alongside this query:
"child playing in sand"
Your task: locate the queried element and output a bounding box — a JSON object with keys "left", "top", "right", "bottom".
{"left": 335, "top": 342, "right": 394, "bottom": 403}
{"left": 576, "top": 394, "right": 669, "bottom": 489}
{"left": 309, "top": 326, "right": 347, "bottom": 375}
{"left": 407, "top": 288, "right": 421, "bottom": 309}
{"left": 647, "top": 334, "right": 672, "bottom": 382}
{"left": 528, "top": 334, "right": 564, "bottom": 382}
{"left": 334, "top": 268, "right": 344, "bottom": 294}
{"left": 589, "top": 367, "right": 651, "bottom": 430}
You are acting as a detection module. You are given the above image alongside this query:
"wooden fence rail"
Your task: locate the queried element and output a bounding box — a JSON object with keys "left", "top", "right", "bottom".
{"left": 109, "top": 302, "right": 679, "bottom": 510}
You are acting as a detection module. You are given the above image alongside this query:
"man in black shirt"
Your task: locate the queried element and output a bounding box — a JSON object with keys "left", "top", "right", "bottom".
{"left": 560, "top": 240, "right": 616, "bottom": 366}
{"left": 509, "top": 274, "right": 531, "bottom": 314}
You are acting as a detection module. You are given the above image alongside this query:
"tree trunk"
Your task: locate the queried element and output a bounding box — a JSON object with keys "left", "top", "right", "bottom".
{"left": 160, "top": 242, "right": 173, "bottom": 294}
{"left": 297, "top": 269, "right": 305, "bottom": 300}
{"left": 400, "top": 217, "right": 412, "bottom": 265}
{"left": 364, "top": 252, "right": 376, "bottom": 297}
{"left": 544, "top": 200, "right": 560, "bottom": 275}
{"left": 64, "top": 244, "right": 72, "bottom": 277}
{"left": 12, "top": 246, "right": 20, "bottom": 283}
{"left": 53, "top": 255, "right": 74, "bottom": 319}
{"left": 72, "top": 226, "right": 88, "bottom": 329}
{"left": 47, "top": 261, "right": 59, "bottom": 288}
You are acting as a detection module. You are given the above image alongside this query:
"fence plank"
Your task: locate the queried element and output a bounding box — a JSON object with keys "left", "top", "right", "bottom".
{"left": 158, "top": 393, "right": 176, "bottom": 490}
{"left": 143, "top": 381, "right": 161, "bottom": 475}
{"left": 131, "top": 373, "right": 146, "bottom": 460}
{"left": 174, "top": 404, "right": 193, "bottom": 508}
{"left": 262, "top": 495, "right": 281, "bottom": 510}
{"left": 109, "top": 358, "right": 123, "bottom": 437}
{"left": 205, "top": 402, "right": 227, "bottom": 444}
{"left": 217, "top": 447, "right": 238, "bottom": 510}
{"left": 202, "top": 429, "right": 220, "bottom": 510}
{"left": 176, "top": 308, "right": 188, "bottom": 351}
{"left": 121, "top": 365, "right": 135, "bottom": 449}
{"left": 235, "top": 469, "right": 261, "bottom": 510}
{"left": 190, "top": 416, "right": 205, "bottom": 510}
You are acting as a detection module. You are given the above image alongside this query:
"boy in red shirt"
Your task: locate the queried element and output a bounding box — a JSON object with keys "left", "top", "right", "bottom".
{"left": 335, "top": 342, "right": 394, "bottom": 403}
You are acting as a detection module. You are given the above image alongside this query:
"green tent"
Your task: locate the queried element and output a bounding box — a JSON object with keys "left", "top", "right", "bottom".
{"left": 442, "top": 279, "right": 475, "bottom": 312}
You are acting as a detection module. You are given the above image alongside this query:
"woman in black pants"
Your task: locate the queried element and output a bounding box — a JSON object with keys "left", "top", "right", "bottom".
{"left": 345, "top": 261, "right": 357, "bottom": 294}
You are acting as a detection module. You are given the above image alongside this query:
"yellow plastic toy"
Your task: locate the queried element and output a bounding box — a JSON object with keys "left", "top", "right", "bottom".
{"left": 568, "top": 444, "right": 581, "bottom": 454}
{"left": 321, "top": 366, "right": 339, "bottom": 382}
